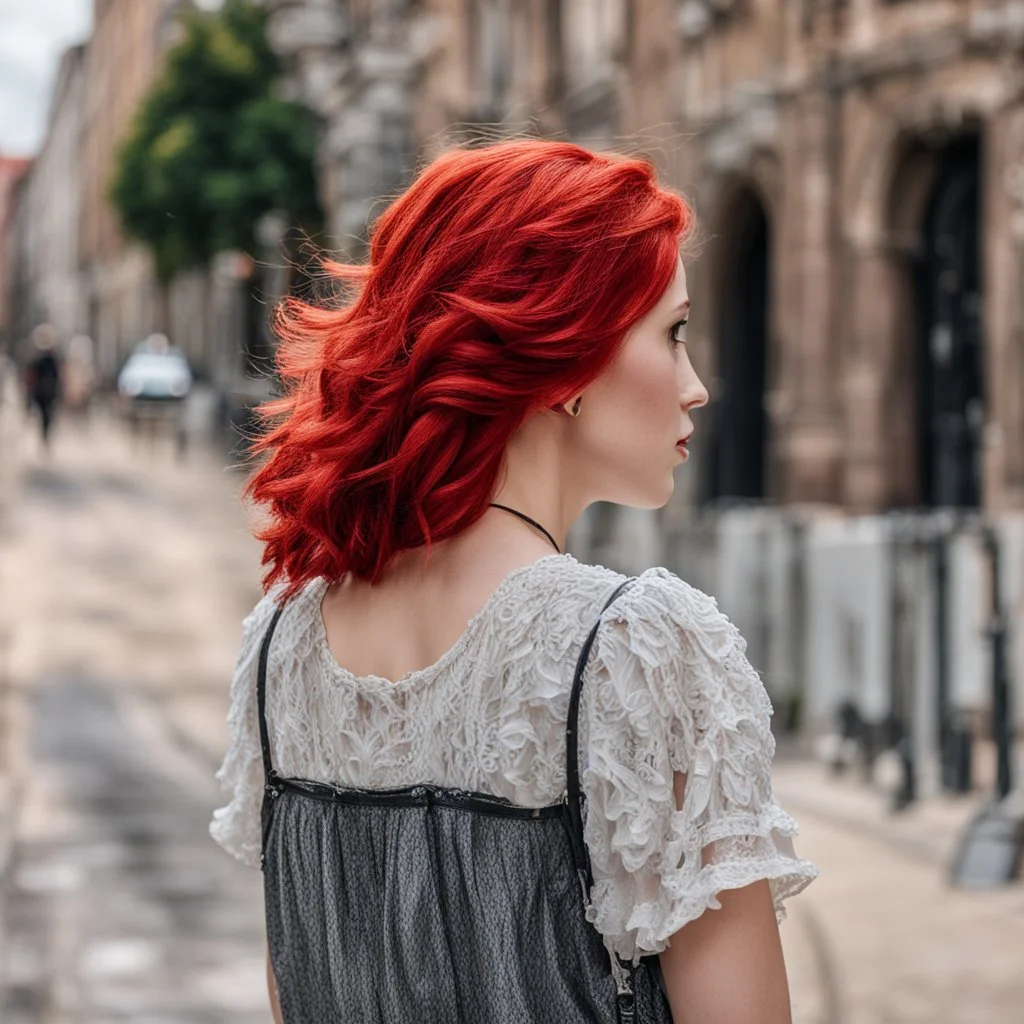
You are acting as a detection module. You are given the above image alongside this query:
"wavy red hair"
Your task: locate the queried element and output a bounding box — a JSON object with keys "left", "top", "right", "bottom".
{"left": 246, "top": 138, "right": 694, "bottom": 598}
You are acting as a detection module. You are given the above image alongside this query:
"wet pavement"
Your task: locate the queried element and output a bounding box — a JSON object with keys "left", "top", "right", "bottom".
{"left": 0, "top": 392, "right": 270, "bottom": 1023}
{"left": 4, "top": 678, "right": 266, "bottom": 1023}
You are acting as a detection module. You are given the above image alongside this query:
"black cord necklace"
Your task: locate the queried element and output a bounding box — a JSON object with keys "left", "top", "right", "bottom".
{"left": 488, "top": 502, "right": 561, "bottom": 554}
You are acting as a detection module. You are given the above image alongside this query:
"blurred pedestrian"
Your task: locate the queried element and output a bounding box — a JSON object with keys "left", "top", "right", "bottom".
{"left": 24, "top": 324, "right": 62, "bottom": 450}
{"left": 210, "top": 139, "right": 818, "bottom": 1023}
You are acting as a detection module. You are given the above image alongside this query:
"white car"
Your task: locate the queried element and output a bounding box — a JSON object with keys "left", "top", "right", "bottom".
{"left": 117, "top": 350, "right": 193, "bottom": 401}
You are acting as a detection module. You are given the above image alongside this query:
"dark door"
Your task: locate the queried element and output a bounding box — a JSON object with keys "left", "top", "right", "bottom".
{"left": 917, "top": 135, "right": 984, "bottom": 508}
{"left": 708, "top": 189, "right": 769, "bottom": 502}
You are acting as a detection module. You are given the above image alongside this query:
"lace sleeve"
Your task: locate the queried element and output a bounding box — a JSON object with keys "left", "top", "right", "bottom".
{"left": 579, "top": 567, "right": 819, "bottom": 967}
{"left": 208, "top": 588, "right": 282, "bottom": 868}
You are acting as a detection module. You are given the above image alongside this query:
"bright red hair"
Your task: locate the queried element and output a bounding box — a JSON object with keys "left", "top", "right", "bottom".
{"left": 246, "top": 138, "right": 694, "bottom": 598}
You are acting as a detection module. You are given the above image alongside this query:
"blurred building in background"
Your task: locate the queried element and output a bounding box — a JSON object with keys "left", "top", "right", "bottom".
{"left": 0, "top": 157, "right": 32, "bottom": 356}
{"left": 267, "top": 0, "right": 1024, "bottom": 517}
{"left": 676, "top": 0, "right": 1024, "bottom": 519}
{"left": 2, "top": 0, "right": 253, "bottom": 395}
{"left": 78, "top": 0, "right": 187, "bottom": 380}
{"left": 13, "top": 46, "right": 87, "bottom": 354}
{"left": 0, "top": 0, "right": 1021, "bottom": 794}
{"left": 264, "top": 1, "right": 640, "bottom": 246}
{"left": 2, "top": 1, "right": 181, "bottom": 379}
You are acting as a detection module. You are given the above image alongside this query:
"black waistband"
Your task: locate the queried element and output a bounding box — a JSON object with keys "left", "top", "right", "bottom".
{"left": 269, "top": 776, "right": 567, "bottom": 819}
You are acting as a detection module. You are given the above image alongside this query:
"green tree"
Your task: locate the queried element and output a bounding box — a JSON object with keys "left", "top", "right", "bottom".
{"left": 110, "top": 0, "right": 323, "bottom": 295}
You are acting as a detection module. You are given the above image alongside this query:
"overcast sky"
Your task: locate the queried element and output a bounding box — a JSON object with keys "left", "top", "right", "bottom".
{"left": 0, "top": 0, "right": 92, "bottom": 157}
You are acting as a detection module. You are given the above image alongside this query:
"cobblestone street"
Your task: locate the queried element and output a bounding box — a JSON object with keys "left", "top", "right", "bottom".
{"left": 0, "top": 388, "right": 268, "bottom": 1023}
{"left": 0, "top": 383, "right": 1022, "bottom": 1023}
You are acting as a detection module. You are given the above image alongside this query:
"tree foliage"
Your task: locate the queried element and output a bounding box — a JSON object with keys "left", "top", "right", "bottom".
{"left": 110, "top": 0, "right": 323, "bottom": 282}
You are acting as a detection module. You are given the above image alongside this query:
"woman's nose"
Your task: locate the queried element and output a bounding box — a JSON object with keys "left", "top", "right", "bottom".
{"left": 683, "top": 374, "right": 709, "bottom": 411}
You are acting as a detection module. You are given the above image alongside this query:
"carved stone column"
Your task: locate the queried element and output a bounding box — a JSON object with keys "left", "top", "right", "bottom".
{"left": 778, "top": 87, "right": 844, "bottom": 503}
{"left": 267, "top": 0, "right": 418, "bottom": 258}
{"left": 841, "top": 248, "right": 890, "bottom": 510}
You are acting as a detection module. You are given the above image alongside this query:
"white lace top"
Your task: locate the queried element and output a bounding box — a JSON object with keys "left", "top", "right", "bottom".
{"left": 210, "top": 551, "right": 818, "bottom": 968}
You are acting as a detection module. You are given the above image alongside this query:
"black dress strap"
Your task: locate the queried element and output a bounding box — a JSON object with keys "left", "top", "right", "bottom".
{"left": 564, "top": 577, "right": 635, "bottom": 888}
{"left": 257, "top": 604, "right": 286, "bottom": 785}
{"left": 564, "top": 575, "right": 673, "bottom": 1013}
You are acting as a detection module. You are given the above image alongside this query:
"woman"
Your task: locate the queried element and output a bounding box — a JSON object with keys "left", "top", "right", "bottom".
{"left": 24, "top": 325, "right": 62, "bottom": 449}
{"left": 210, "top": 138, "right": 818, "bottom": 1023}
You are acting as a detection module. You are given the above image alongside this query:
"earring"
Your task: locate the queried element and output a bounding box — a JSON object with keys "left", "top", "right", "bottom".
{"left": 569, "top": 395, "right": 582, "bottom": 418}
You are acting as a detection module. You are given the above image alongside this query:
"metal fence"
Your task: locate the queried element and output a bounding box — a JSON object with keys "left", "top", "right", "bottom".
{"left": 570, "top": 503, "right": 1024, "bottom": 806}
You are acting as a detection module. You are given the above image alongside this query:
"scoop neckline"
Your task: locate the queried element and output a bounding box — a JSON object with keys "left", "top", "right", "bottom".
{"left": 312, "top": 551, "right": 576, "bottom": 691}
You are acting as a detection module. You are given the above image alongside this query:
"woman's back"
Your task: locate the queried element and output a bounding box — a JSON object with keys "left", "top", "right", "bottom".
{"left": 213, "top": 553, "right": 633, "bottom": 823}
{"left": 315, "top": 541, "right": 566, "bottom": 688}
{"left": 211, "top": 553, "right": 817, "bottom": 1020}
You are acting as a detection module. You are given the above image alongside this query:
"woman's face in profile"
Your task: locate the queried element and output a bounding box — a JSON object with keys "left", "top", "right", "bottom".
{"left": 575, "top": 257, "right": 709, "bottom": 508}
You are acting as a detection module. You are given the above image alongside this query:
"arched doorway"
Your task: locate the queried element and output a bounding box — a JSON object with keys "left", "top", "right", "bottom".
{"left": 916, "top": 134, "right": 984, "bottom": 508}
{"left": 707, "top": 185, "right": 770, "bottom": 503}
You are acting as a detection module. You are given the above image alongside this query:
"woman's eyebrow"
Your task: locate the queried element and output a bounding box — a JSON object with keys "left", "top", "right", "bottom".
{"left": 672, "top": 299, "right": 691, "bottom": 316}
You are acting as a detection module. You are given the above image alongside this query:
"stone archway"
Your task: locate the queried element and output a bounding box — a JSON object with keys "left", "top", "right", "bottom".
{"left": 705, "top": 181, "right": 772, "bottom": 504}
{"left": 914, "top": 134, "right": 984, "bottom": 508}
{"left": 880, "top": 127, "right": 985, "bottom": 509}
{"left": 842, "top": 113, "right": 986, "bottom": 509}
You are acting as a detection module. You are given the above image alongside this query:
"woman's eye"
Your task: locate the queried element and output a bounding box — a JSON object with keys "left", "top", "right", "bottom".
{"left": 669, "top": 319, "right": 688, "bottom": 346}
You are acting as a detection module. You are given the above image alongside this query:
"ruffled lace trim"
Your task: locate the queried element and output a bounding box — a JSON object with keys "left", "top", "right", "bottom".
{"left": 585, "top": 801, "right": 819, "bottom": 960}
{"left": 577, "top": 567, "right": 819, "bottom": 967}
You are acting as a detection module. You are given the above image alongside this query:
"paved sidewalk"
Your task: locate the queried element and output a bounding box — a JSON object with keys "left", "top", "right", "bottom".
{"left": 0, "top": 370, "right": 26, "bottom": 894}
{"left": 0, "top": 394, "right": 267, "bottom": 1022}
{"left": 772, "top": 757, "right": 1024, "bottom": 1023}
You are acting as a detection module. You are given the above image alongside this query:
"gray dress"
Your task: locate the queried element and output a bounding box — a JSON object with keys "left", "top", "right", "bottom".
{"left": 256, "top": 578, "right": 674, "bottom": 1022}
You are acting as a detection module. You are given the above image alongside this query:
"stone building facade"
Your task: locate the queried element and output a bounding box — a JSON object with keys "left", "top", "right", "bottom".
{"left": 0, "top": 156, "right": 33, "bottom": 351}
{"left": 668, "top": 0, "right": 1024, "bottom": 517}
{"left": 266, "top": 1, "right": 635, "bottom": 246}
{"left": 267, "top": 0, "right": 1024, "bottom": 516}
{"left": 79, "top": 0, "right": 185, "bottom": 379}
{"left": 12, "top": 46, "right": 88, "bottom": 353}
{"left": 9, "top": 0, "right": 251, "bottom": 397}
